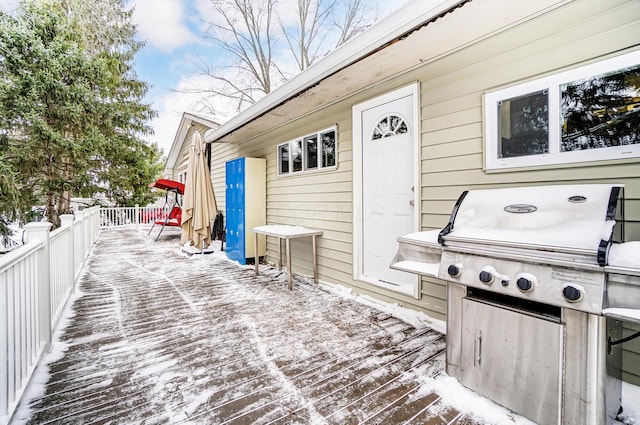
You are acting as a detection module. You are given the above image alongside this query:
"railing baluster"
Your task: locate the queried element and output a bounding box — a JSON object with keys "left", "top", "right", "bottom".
{"left": 0, "top": 207, "right": 101, "bottom": 423}
{"left": 29, "top": 255, "right": 38, "bottom": 363}
{"left": 0, "top": 271, "right": 8, "bottom": 415}
{"left": 0, "top": 206, "right": 146, "bottom": 421}
{"left": 17, "top": 262, "right": 24, "bottom": 389}
{"left": 98, "top": 206, "right": 157, "bottom": 229}
{"left": 24, "top": 259, "right": 32, "bottom": 377}
{"left": 6, "top": 268, "right": 15, "bottom": 411}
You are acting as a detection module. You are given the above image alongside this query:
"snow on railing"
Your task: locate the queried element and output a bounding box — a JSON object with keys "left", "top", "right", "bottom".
{"left": 0, "top": 206, "right": 100, "bottom": 425}
{"left": 99, "top": 205, "right": 164, "bottom": 229}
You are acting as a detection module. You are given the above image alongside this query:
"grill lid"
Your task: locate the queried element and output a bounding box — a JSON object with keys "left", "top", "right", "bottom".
{"left": 438, "top": 184, "right": 623, "bottom": 265}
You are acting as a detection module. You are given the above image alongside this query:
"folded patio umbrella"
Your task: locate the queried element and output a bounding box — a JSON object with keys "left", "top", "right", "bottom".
{"left": 180, "top": 131, "right": 218, "bottom": 250}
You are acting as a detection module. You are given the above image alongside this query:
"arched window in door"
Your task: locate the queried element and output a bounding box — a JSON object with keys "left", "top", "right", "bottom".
{"left": 371, "top": 114, "right": 409, "bottom": 140}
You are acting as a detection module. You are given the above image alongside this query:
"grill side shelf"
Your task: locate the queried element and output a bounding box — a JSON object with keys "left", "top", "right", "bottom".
{"left": 390, "top": 232, "right": 443, "bottom": 278}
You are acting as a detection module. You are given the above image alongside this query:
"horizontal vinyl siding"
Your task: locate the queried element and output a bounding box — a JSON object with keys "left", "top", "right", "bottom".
{"left": 418, "top": 0, "right": 640, "bottom": 381}
{"left": 210, "top": 89, "right": 446, "bottom": 317}
{"left": 209, "top": 141, "right": 240, "bottom": 214}
{"left": 205, "top": 0, "right": 639, "bottom": 379}
{"left": 263, "top": 110, "right": 355, "bottom": 285}
{"left": 209, "top": 105, "right": 355, "bottom": 289}
{"left": 623, "top": 323, "right": 640, "bottom": 386}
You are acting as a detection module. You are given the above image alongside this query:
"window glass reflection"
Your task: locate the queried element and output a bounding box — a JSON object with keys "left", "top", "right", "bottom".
{"left": 291, "top": 139, "right": 303, "bottom": 172}
{"left": 561, "top": 64, "right": 640, "bottom": 151}
{"left": 278, "top": 144, "right": 289, "bottom": 174}
{"left": 304, "top": 135, "right": 318, "bottom": 170}
{"left": 498, "top": 90, "right": 549, "bottom": 158}
{"left": 321, "top": 130, "right": 336, "bottom": 168}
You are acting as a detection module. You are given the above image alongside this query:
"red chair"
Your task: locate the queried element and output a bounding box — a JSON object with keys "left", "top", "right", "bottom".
{"left": 147, "top": 179, "right": 185, "bottom": 241}
{"left": 149, "top": 205, "right": 182, "bottom": 241}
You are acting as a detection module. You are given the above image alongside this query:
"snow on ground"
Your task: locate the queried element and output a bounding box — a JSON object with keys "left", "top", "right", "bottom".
{"left": 621, "top": 382, "right": 640, "bottom": 424}
{"left": 320, "top": 282, "right": 447, "bottom": 335}
{"left": 0, "top": 224, "right": 24, "bottom": 253}
{"left": 326, "top": 281, "right": 640, "bottom": 425}
{"left": 7, "top": 227, "right": 640, "bottom": 425}
{"left": 10, "top": 255, "right": 87, "bottom": 423}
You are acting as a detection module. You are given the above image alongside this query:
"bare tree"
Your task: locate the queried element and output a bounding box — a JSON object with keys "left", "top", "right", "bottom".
{"left": 331, "top": 0, "right": 374, "bottom": 46}
{"left": 197, "top": 0, "right": 281, "bottom": 112}
{"left": 280, "top": 0, "right": 331, "bottom": 71}
{"left": 187, "top": 0, "right": 378, "bottom": 116}
{"left": 281, "top": 0, "right": 375, "bottom": 71}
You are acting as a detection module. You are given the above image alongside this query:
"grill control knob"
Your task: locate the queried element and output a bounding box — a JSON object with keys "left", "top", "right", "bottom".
{"left": 479, "top": 270, "right": 494, "bottom": 285}
{"left": 447, "top": 264, "right": 462, "bottom": 278}
{"left": 516, "top": 277, "right": 533, "bottom": 293}
{"left": 562, "top": 284, "right": 584, "bottom": 303}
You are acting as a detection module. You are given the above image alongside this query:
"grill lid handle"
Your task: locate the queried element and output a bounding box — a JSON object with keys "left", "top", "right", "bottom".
{"left": 598, "top": 186, "right": 623, "bottom": 266}
{"left": 606, "top": 186, "right": 622, "bottom": 221}
{"left": 438, "top": 190, "right": 468, "bottom": 245}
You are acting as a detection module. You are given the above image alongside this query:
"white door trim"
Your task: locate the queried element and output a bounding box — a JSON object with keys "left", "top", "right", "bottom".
{"left": 352, "top": 82, "right": 421, "bottom": 298}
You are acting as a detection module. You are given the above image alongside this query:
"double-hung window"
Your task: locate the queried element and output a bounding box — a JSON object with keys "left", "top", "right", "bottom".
{"left": 278, "top": 126, "right": 337, "bottom": 176}
{"left": 485, "top": 50, "right": 640, "bottom": 171}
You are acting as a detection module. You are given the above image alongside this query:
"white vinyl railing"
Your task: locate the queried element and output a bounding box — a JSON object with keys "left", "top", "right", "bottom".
{"left": 99, "top": 204, "right": 166, "bottom": 229}
{"left": 0, "top": 206, "right": 100, "bottom": 425}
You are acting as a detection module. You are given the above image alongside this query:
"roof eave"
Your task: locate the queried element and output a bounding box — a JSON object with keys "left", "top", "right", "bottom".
{"left": 204, "top": 0, "right": 468, "bottom": 143}
{"left": 166, "top": 112, "right": 221, "bottom": 169}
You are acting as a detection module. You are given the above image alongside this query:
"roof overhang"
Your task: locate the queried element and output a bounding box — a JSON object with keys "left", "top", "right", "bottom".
{"left": 204, "top": 0, "right": 571, "bottom": 145}
{"left": 165, "top": 112, "right": 221, "bottom": 172}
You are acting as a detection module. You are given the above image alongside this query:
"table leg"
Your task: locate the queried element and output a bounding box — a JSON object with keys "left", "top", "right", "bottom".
{"left": 278, "top": 237, "right": 283, "bottom": 270}
{"left": 286, "top": 238, "right": 292, "bottom": 290}
{"left": 254, "top": 232, "right": 259, "bottom": 276}
{"left": 312, "top": 235, "right": 318, "bottom": 283}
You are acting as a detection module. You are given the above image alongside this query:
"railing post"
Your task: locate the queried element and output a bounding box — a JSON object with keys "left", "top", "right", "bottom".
{"left": 84, "top": 210, "right": 90, "bottom": 253}
{"left": 24, "top": 221, "right": 53, "bottom": 352}
{"left": 135, "top": 204, "right": 140, "bottom": 228}
{"left": 93, "top": 206, "right": 99, "bottom": 238}
{"left": 74, "top": 210, "right": 85, "bottom": 279}
{"left": 60, "top": 214, "right": 75, "bottom": 293}
{"left": 88, "top": 207, "right": 95, "bottom": 241}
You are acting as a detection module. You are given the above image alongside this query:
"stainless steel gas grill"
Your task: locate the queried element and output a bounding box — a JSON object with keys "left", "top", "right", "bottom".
{"left": 391, "top": 184, "right": 640, "bottom": 425}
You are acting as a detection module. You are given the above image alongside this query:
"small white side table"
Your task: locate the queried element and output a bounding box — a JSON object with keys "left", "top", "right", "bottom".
{"left": 252, "top": 225, "right": 323, "bottom": 290}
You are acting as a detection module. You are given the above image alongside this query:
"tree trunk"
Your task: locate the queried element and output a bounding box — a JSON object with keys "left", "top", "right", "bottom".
{"left": 45, "top": 152, "right": 61, "bottom": 229}
{"left": 57, "top": 141, "right": 73, "bottom": 216}
{"left": 45, "top": 192, "right": 60, "bottom": 229}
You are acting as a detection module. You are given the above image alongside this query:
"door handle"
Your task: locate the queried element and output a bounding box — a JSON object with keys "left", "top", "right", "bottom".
{"left": 474, "top": 330, "right": 482, "bottom": 367}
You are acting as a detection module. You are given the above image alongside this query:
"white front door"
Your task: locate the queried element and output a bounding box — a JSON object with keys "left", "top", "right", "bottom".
{"left": 353, "top": 85, "right": 419, "bottom": 297}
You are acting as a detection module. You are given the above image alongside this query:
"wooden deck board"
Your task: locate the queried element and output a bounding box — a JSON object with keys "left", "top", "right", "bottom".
{"left": 11, "top": 228, "right": 495, "bottom": 425}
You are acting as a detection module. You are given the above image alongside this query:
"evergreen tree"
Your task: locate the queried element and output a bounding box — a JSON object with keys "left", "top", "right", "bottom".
{"left": 54, "top": 0, "right": 163, "bottom": 209}
{"left": 0, "top": 150, "right": 19, "bottom": 238}
{"left": 0, "top": 0, "right": 161, "bottom": 229}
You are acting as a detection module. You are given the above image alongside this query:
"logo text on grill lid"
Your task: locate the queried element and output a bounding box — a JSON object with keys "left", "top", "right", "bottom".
{"left": 504, "top": 204, "right": 538, "bottom": 213}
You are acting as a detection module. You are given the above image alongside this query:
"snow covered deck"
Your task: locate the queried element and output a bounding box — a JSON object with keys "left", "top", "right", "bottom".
{"left": 11, "top": 228, "right": 533, "bottom": 424}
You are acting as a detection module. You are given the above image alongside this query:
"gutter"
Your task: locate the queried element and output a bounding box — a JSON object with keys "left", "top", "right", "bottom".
{"left": 204, "top": 0, "right": 470, "bottom": 143}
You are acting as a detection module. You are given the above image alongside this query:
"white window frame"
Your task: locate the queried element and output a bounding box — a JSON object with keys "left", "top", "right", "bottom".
{"left": 485, "top": 50, "right": 640, "bottom": 171}
{"left": 277, "top": 126, "right": 338, "bottom": 176}
{"left": 277, "top": 143, "right": 290, "bottom": 175}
